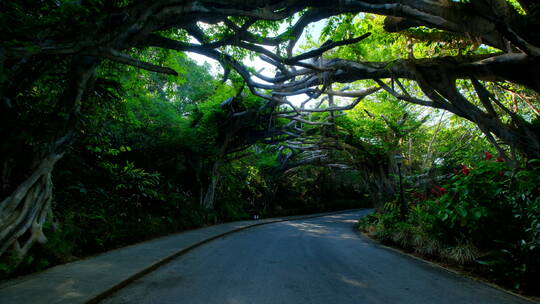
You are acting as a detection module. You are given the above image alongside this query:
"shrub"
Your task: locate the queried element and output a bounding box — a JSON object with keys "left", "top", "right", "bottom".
{"left": 359, "top": 158, "right": 540, "bottom": 293}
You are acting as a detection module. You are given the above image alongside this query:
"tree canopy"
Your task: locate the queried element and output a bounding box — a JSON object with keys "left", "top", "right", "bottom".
{"left": 1, "top": 0, "right": 539, "bottom": 292}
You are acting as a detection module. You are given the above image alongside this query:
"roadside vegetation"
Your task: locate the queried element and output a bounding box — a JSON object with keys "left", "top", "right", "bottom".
{"left": 359, "top": 157, "right": 539, "bottom": 293}
{"left": 1, "top": 0, "right": 538, "bottom": 295}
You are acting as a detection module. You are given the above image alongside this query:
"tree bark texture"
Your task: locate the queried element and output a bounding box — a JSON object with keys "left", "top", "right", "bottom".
{"left": 0, "top": 57, "right": 97, "bottom": 259}
{"left": 0, "top": 154, "right": 58, "bottom": 259}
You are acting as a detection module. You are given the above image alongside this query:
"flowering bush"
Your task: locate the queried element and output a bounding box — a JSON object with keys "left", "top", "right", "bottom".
{"left": 360, "top": 156, "right": 540, "bottom": 293}
{"left": 428, "top": 158, "right": 539, "bottom": 291}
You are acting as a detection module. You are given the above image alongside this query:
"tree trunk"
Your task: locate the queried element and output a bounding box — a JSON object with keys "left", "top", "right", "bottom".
{"left": 202, "top": 160, "right": 222, "bottom": 210}
{"left": 0, "top": 56, "right": 97, "bottom": 261}
{"left": 201, "top": 133, "right": 231, "bottom": 209}
{"left": 375, "top": 164, "right": 396, "bottom": 208}
{"left": 0, "top": 152, "right": 60, "bottom": 259}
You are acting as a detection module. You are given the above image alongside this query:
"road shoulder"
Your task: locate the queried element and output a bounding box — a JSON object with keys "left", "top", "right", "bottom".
{"left": 355, "top": 229, "right": 539, "bottom": 304}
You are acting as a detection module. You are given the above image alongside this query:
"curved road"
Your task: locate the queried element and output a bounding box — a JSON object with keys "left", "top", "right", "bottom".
{"left": 101, "top": 210, "right": 532, "bottom": 304}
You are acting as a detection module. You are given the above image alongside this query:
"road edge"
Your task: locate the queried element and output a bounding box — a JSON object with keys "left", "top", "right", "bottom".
{"left": 354, "top": 228, "right": 539, "bottom": 304}
{"left": 87, "top": 209, "right": 363, "bottom": 304}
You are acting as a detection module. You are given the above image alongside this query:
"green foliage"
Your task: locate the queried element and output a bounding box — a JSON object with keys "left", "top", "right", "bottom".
{"left": 360, "top": 158, "right": 540, "bottom": 293}
{"left": 3, "top": 5, "right": 538, "bottom": 295}
{"left": 318, "top": 13, "right": 497, "bottom": 62}
{"left": 336, "top": 91, "right": 412, "bottom": 156}
{"left": 1, "top": 49, "right": 236, "bottom": 277}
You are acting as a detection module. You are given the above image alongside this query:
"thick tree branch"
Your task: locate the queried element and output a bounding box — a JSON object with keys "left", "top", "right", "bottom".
{"left": 86, "top": 48, "right": 178, "bottom": 75}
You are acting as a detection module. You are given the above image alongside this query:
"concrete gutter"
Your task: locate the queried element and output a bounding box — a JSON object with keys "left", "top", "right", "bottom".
{"left": 0, "top": 209, "right": 360, "bottom": 304}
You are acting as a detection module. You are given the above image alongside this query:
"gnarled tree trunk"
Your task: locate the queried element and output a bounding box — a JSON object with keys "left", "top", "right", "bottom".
{"left": 0, "top": 152, "right": 60, "bottom": 259}
{"left": 0, "top": 56, "right": 97, "bottom": 260}
{"left": 202, "top": 159, "right": 223, "bottom": 210}
{"left": 202, "top": 130, "right": 233, "bottom": 210}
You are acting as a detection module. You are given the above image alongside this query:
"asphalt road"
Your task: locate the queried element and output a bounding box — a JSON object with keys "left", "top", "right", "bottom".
{"left": 101, "top": 210, "right": 533, "bottom": 304}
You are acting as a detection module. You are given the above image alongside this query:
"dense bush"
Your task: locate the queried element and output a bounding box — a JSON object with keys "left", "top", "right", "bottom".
{"left": 360, "top": 158, "right": 540, "bottom": 293}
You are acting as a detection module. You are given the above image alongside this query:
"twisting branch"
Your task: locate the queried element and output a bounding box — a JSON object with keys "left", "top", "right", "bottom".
{"left": 86, "top": 48, "right": 178, "bottom": 75}
{"left": 282, "top": 33, "right": 371, "bottom": 64}
{"left": 374, "top": 79, "right": 441, "bottom": 109}
{"left": 3, "top": 0, "right": 540, "bottom": 263}
{"left": 326, "top": 87, "right": 380, "bottom": 98}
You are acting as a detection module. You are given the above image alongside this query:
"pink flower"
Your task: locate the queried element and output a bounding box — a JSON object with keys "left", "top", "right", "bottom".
{"left": 484, "top": 152, "right": 493, "bottom": 160}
